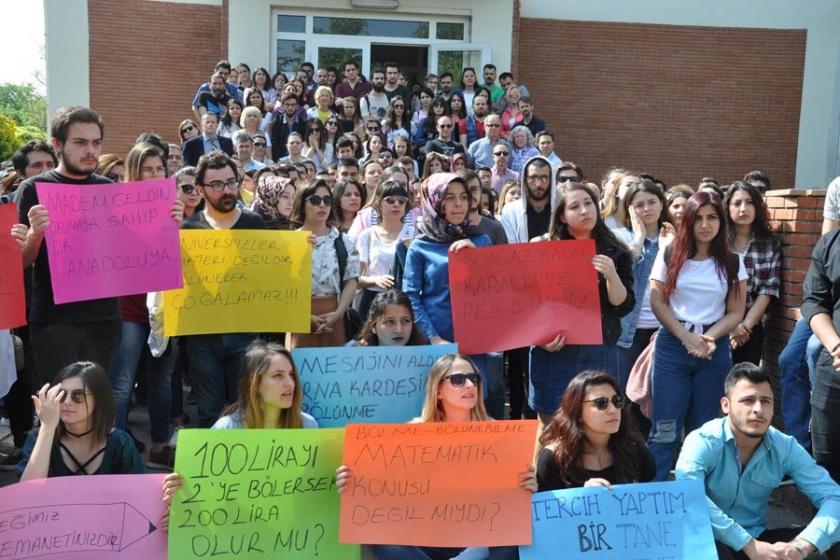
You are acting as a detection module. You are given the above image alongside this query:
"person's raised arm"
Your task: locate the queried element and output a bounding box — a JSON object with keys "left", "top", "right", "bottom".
{"left": 20, "top": 384, "right": 66, "bottom": 482}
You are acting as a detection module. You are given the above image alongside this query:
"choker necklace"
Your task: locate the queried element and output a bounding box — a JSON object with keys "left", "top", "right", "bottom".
{"left": 64, "top": 428, "right": 93, "bottom": 438}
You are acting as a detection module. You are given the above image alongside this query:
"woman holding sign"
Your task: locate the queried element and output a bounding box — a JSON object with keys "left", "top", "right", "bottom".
{"left": 19, "top": 361, "right": 144, "bottom": 480}
{"left": 288, "top": 179, "right": 359, "bottom": 348}
{"left": 336, "top": 352, "right": 536, "bottom": 560}
{"left": 529, "top": 182, "right": 635, "bottom": 425}
{"left": 536, "top": 370, "right": 655, "bottom": 491}
{"left": 647, "top": 191, "right": 746, "bottom": 480}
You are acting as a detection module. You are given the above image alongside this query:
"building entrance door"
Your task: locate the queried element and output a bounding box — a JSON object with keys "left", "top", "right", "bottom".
{"left": 371, "top": 44, "right": 429, "bottom": 87}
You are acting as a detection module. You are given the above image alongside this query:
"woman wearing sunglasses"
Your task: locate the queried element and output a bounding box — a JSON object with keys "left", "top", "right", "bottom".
{"left": 537, "top": 370, "right": 655, "bottom": 491}
{"left": 356, "top": 180, "right": 415, "bottom": 320}
{"left": 383, "top": 95, "right": 411, "bottom": 151}
{"left": 19, "top": 361, "right": 144, "bottom": 480}
{"left": 287, "top": 179, "right": 359, "bottom": 349}
{"left": 178, "top": 119, "right": 200, "bottom": 143}
{"left": 302, "top": 119, "right": 334, "bottom": 172}
{"left": 337, "top": 353, "right": 536, "bottom": 559}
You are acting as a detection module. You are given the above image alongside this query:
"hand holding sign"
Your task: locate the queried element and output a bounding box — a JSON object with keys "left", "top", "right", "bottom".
{"left": 448, "top": 239, "right": 602, "bottom": 354}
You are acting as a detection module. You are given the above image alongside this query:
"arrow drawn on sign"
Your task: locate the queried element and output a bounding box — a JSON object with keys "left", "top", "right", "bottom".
{"left": 0, "top": 502, "right": 158, "bottom": 559}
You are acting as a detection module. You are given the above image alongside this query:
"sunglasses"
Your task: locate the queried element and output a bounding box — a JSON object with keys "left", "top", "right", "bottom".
{"left": 60, "top": 389, "right": 90, "bottom": 404}
{"left": 253, "top": 142, "right": 266, "bottom": 147}
{"left": 583, "top": 394, "right": 626, "bottom": 411}
{"left": 493, "top": 151, "right": 509, "bottom": 156}
{"left": 383, "top": 195, "right": 408, "bottom": 205}
{"left": 439, "top": 124, "right": 453, "bottom": 129}
{"left": 307, "top": 195, "right": 333, "bottom": 206}
{"left": 180, "top": 184, "right": 196, "bottom": 195}
{"left": 557, "top": 176, "right": 578, "bottom": 183}
{"left": 366, "top": 127, "right": 380, "bottom": 132}
{"left": 443, "top": 372, "right": 481, "bottom": 387}
{"left": 181, "top": 125, "right": 196, "bottom": 133}
{"left": 326, "top": 121, "right": 338, "bottom": 126}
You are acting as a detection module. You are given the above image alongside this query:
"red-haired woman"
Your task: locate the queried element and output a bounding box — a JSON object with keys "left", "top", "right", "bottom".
{"left": 537, "top": 370, "right": 655, "bottom": 490}
{"left": 647, "top": 191, "right": 747, "bottom": 480}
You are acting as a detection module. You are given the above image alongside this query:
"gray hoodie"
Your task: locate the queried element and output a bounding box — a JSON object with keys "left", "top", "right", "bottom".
{"left": 499, "top": 155, "right": 559, "bottom": 243}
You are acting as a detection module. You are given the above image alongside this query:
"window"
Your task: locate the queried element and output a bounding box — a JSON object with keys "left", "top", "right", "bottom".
{"left": 313, "top": 16, "right": 429, "bottom": 38}
{"left": 277, "top": 15, "right": 305, "bottom": 33}
{"left": 436, "top": 22, "right": 464, "bottom": 40}
{"left": 276, "top": 39, "right": 305, "bottom": 75}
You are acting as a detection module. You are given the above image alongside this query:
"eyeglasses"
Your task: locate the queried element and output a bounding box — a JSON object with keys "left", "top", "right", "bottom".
{"left": 253, "top": 142, "right": 266, "bottom": 147}
{"left": 528, "top": 175, "right": 551, "bottom": 184}
{"left": 366, "top": 127, "right": 380, "bottom": 132}
{"left": 443, "top": 372, "right": 481, "bottom": 387}
{"left": 485, "top": 123, "right": 501, "bottom": 128}
{"left": 557, "top": 176, "right": 578, "bottom": 183}
{"left": 438, "top": 124, "right": 453, "bottom": 129}
{"left": 326, "top": 121, "right": 338, "bottom": 127}
{"left": 181, "top": 125, "right": 196, "bottom": 133}
{"left": 493, "top": 151, "right": 509, "bottom": 157}
{"left": 393, "top": 104, "right": 405, "bottom": 109}
{"left": 61, "top": 389, "right": 90, "bottom": 404}
{"left": 307, "top": 195, "right": 333, "bottom": 206}
{"left": 106, "top": 173, "right": 124, "bottom": 182}
{"left": 201, "top": 179, "right": 240, "bottom": 192}
{"left": 383, "top": 195, "right": 408, "bottom": 205}
{"left": 311, "top": 129, "right": 322, "bottom": 134}
{"left": 583, "top": 394, "right": 626, "bottom": 411}
{"left": 179, "top": 184, "right": 196, "bottom": 195}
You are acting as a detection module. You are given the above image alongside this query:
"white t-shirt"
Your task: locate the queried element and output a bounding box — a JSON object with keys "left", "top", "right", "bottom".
{"left": 357, "top": 224, "right": 413, "bottom": 291}
{"left": 824, "top": 175, "right": 840, "bottom": 221}
{"left": 650, "top": 252, "right": 747, "bottom": 326}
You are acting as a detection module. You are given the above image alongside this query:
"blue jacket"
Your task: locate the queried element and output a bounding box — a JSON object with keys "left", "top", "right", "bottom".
{"left": 613, "top": 228, "right": 661, "bottom": 348}
{"left": 403, "top": 235, "right": 491, "bottom": 341}
{"left": 676, "top": 417, "right": 840, "bottom": 552}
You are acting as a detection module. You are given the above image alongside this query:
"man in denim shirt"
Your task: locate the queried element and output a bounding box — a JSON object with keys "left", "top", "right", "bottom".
{"left": 676, "top": 363, "right": 840, "bottom": 560}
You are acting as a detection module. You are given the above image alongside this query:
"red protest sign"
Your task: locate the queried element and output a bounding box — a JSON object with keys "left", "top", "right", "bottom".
{"left": 449, "top": 239, "right": 602, "bottom": 354}
{"left": 0, "top": 203, "right": 26, "bottom": 329}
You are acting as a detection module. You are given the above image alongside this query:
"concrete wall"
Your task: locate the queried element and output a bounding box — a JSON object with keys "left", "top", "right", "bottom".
{"left": 45, "top": 0, "right": 91, "bottom": 119}
{"left": 519, "top": 0, "right": 840, "bottom": 187}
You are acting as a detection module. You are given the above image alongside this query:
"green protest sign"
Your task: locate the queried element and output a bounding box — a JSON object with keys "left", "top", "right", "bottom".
{"left": 169, "top": 428, "right": 359, "bottom": 559}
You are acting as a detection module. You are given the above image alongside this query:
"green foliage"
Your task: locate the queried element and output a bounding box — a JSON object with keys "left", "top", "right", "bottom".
{"left": 16, "top": 124, "right": 47, "bottom": 143}
{"left": 0, "top": 82, "right": 48, "bottom": 131}
{"left": 0, "top": 114, "right": 20, "bottom": 162}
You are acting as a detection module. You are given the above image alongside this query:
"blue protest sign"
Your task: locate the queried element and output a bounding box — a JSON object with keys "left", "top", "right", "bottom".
{"left": 519, "top": 479, "right": 716, "bottom": 560}
{"left": 293, "top": 344, "right": 458, "bottom": 427}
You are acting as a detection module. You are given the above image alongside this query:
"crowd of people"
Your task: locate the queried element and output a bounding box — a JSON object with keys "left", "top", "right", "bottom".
{"left": 1, "top": 56, "right": 840, "bottom": 559}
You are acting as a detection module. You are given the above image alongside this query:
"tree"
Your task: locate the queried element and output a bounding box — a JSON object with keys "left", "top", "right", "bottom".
{"left": 0, "top": 114, "right": 20, "bottom": 162}
{"left": 0, "top": 83, "right": 47, "bottom": 128}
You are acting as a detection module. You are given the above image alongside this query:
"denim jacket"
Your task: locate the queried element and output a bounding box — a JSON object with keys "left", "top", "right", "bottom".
{"left": 613, "top": 228, "right": 660, "bottom": 348}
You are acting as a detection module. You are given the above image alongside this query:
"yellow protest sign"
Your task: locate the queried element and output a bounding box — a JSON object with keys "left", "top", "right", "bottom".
{"left": 164, "top": 230, "right": 311, "bottom": 335}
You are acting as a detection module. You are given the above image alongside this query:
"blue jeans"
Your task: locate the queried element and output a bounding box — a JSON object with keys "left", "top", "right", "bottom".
{"left": 616, "top": 328, "right": 657, "bottom": 391}
{"left": 529, "top": 344, "right": 618, "bottom": 415}
{"left": 185, "top": 333, "right": 256, "bottom": 427}
{"left": 484, "top": 353, "right": 506, "bottom": 420}
{"left": 648, "top": 328, "right": 731, "bottom": 480}
{"left": 108, "top": 321, "right": 176, "bottom": 444}
{"left": 778, "top": 317, "right": 821, "bottom": 452}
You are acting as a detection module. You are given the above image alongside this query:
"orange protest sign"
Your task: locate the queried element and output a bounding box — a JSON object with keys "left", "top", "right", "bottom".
{"left": 449, "top": 239, "right": 602, "bottom": 354}
{"left": 340, "top": 420, "right": 539, "bottom": 547}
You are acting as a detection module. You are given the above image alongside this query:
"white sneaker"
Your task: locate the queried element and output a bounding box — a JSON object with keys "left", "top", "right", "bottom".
{"left": 169, "top": 426, "right": 183, "bottom": 448}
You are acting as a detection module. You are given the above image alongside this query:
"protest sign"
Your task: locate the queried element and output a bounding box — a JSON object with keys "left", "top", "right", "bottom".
{"left": 37, "top": 179, "right": 182, "bottom": 304}
{"left": 163, "top": 230, "right": 311, "bottom": 336}
{"left": 0, "top": 203, "right": 25, "bottom": 329}
{"left": 0, "top": 473, "right": 167, "bottom": 559}
{"left": 449, "top": 239, "right": 602, "bottom": 354}
{"left": 294, "top": 344, "right": 457, "bottom": 427}
{"left": 170, "top": 428, "right": 358, "bottom": 560}
{"left": 519, "top": 479, "right": 716, "bottom": 560}
{"left": 340, "top": 420, "right": 538, "bottom": 547}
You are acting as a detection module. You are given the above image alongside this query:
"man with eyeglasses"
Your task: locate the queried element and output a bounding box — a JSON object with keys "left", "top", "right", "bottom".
{"left": 489, "top": 142, "right": 518, "bottom": 195}
{"left": 500, "top": 155, "right": 557, "bottom": 244}
{"left": 270, "top": 93, "right": 307, "bottom": 162}
{"left": 167, "top": 143, "right": 183, "bottom": 176}
{"left": 467, "top": 113, "right": 511, "bottom": 169}
{"left": 183, "top": 112, "right": 234, "bottom": 167}
{"left": 251, "top": 133, "right": 273, "bottom": 166}
{"left": 182, "top": 151, "right": 265, "bottom": 428}
{"left": 423, "top": 115, "right": 465, "bottom": 158}
{"left": 335, "top": 59, "right": 370, "bottom": 101}
{"left": 360, "top": 69, "right": 389, "bottom": 120}
{"left": 556, "top": 161, "right": 583, "bottom": 184}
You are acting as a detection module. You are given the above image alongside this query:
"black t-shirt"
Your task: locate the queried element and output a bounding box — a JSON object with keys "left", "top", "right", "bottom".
{"left": 475, "top": 215, "right": 508, "bottom": 246}
{"left": 536, "top": 443, "right": 657, "bottom": 492}
{"left": 15, "top": 170, "right": 120, "bottom": 324}
{"left": 384, "top": 85, "right": 411, "bottom": 103}
{"left": 181, "top": 208, "right": 267, "bottom": 230}
{"left": 525, "top": 203, "right": 551, "bottom": 239}
{"left": 197, "top": 91, "right": 233, "bottom": 116}
{"left": 424, "top": 138, "right": 465, "bottom": 158}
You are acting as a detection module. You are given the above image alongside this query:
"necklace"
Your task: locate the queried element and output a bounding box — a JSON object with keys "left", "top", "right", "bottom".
{"left": 64, "top": 427, "right": 93, "bottom": 438}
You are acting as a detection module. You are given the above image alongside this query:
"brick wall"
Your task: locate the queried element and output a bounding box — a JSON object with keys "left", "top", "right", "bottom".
{"left": 516, "top": 19, "right": 806, "bottom": 188}
{"left": 88, "top": 0, "right": 225, "bottom": 156}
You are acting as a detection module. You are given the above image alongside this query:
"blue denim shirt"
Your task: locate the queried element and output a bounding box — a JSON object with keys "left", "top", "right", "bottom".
{"left": 613, "top": 228, "right": 660, "bottom": 348}
{"left": 676, "top": 417, "right": 840, "bottom": 552}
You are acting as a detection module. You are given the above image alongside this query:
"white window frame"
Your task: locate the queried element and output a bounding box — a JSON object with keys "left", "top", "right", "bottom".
{"left": 429, "top": 43, "right": 492, "bottom": 76}
{"left": 272, "top": 10, "right": 481, "bottom": 78}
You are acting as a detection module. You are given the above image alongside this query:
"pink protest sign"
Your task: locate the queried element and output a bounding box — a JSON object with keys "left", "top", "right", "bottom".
{"left": 37, "top": 179, "right": 182, "bottom": 304}
{"left": 0, "top": 473, "right": 167, "bottom": 559}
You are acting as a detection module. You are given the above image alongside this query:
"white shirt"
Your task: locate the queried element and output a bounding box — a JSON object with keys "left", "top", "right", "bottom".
{"left": 650, "top": 252, "right": 747, "bottom": 327}
{"left": 357, "top": 224, "right": 414, "bottom": 291}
